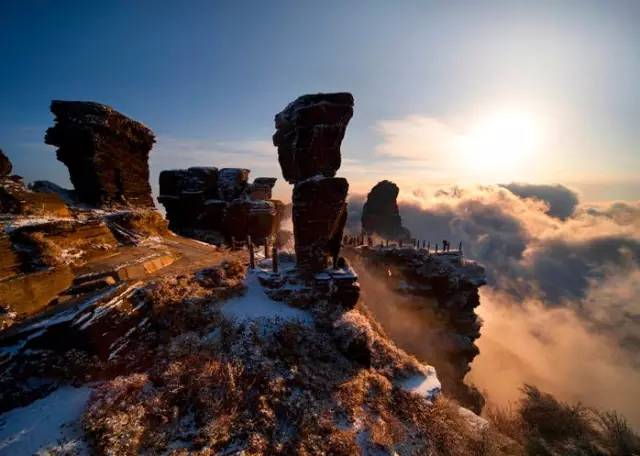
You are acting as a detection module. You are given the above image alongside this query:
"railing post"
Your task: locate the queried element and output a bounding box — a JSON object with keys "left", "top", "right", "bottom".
{"left": 247, "top": 235, "right": 255, "bottom": 269}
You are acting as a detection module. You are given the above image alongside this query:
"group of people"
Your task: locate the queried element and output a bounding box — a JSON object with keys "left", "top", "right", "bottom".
{"left": 342, "top": 234, "right": 461, "bottom": 255}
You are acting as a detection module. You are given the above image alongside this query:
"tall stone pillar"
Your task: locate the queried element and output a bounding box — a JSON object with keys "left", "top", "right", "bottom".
{"left": 273, "top": 93, "right": 354, "bottom": 272}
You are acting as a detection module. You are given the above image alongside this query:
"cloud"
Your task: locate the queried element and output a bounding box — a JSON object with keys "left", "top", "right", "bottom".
{"left": 374, "top": 116, "right": 464, "bottom": 166}
{"left": 347, "top": 184, "right": 640, "bottom": 425}
{"left": 501, "top": 182, "right": 579, "bottom": 219}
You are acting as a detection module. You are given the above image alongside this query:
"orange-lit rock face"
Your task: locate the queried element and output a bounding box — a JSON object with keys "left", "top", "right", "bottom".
{"left": 273, "top": 93, "right": 354, "bottom": 272}
{"left": 0, "top": 151, "right": 71, "bottom": 218}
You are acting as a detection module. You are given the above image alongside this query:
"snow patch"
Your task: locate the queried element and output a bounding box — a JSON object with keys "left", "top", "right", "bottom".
{"left": 222, "top": 271, "right": 312, "bottom": 325}
{"left": 398, "top": 366, "right": 441, "bottom": 400}
{"left": 0, "top": 385, "right": 92, "bottom": 455}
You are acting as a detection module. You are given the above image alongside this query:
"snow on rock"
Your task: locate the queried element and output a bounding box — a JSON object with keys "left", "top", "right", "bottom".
{"left": 221, "top": 270, "right": 313, "bottom": 325}
{"left": 398, "top": 365, "right": 441, "bottom": 401}
{"left": 458, "top": 406, "right": 489, "bottom": 432}
{"left": 0, "top": 385, "right": 92, "bottom": 455}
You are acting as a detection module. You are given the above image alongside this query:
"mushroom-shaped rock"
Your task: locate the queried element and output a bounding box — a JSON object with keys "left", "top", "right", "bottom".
{"left": 45, "top": 100, "right": 155, "bottom": 208}
{"left": 273, "top": 93, "right": 354, "bottom": 184}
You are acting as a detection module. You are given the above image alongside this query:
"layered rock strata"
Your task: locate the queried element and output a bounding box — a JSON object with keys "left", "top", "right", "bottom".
{"left": 362, "top": 180, "right": 412, "bottom": 240}
{"left": 0, "top": 151, "right": 70, "bottom": 217}
{"left": 45, "top": 100, "right": 155, "bottom": 208}
{"left": 273, "top": 93, "right": 353, "bottom": 272}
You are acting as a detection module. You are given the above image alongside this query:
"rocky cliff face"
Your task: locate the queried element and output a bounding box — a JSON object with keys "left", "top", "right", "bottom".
{"left": 0, "top": 97, "right": 505, "bottom": 454}
{"left": 45, "top": 101, "right": 155, "bottom": 208}
{"left": 361, "top": 180, "right": 412, "bottom": 240}
{"left": 273, "top": 93, "right": 353, "bottom": 272}
{"left": 346, "top": 245, "right": 487, "bottom": 413}
{"left": 158, "top": 166, "right": 283, "bottom": 245}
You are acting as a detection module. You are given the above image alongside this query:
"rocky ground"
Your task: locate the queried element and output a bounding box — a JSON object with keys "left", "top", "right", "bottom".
{"left": 1, "top": 236, "right": 519, "bottom": 455}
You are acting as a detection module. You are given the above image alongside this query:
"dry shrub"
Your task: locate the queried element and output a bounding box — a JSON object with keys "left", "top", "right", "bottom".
{"left": 595, "top": 410, "right": 640, "bottom": 455}
{"left": 484, "top": 403, "right": 526, "bottom": 445}
{"left": 483, "top": 385, "right": 640, "bottom": 455}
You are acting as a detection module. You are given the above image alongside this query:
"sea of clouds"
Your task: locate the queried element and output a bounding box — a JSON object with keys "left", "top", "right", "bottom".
{"left": 348, "top": 184, "right": 640, "bottom": 426}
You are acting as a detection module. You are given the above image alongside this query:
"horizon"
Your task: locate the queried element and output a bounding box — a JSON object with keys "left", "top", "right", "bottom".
{"left": 1, "top": 0, "right": 639, "bottom": 204}
{"left": 1, "top": 2, "right": 640, "bottom": 450}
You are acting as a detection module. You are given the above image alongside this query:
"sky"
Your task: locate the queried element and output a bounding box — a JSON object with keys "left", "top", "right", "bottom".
{"left": 1, "top": 0, "right": 638, "bottom": 204}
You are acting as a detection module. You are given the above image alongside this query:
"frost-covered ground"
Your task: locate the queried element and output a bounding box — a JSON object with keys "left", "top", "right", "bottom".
{"left": 222, "top": 270, "right": 312, "bottom": 324}
{"left": 0, "top": 386, "right": 92, "bottom": 455}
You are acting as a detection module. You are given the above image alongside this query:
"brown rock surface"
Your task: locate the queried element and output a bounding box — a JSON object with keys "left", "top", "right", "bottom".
{"left": 158, "top": 166, "right": 280, "bottom": 244}
{"left": 0, "top": 266, "right": 74, "bottom": 315}
{"left": 0, "top": 149, "right": 11, "bottom": 176}
{"left": 273, "top": 93, "right": 354, "bottom": 184}
{"left": 274, "top": 93, "right": 354, "bottom": 272}
{"left": 0, "top": 235, "right": 21, "bottom": 281}
{"left": 361, "top": 180, "right": 411, "bottom": 240}
{"left": 45, "top": 100, "right": 155, "bottom": 208}
{"left": 0, "top": 176, "right": 70, "bottom": 218}
{"left": 292, "top": 177, "right": 348, "bottom": 271}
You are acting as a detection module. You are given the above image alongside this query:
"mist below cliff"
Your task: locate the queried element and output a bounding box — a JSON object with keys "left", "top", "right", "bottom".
{"left": 348, "top": 183, "right": 640, "bottom": 428}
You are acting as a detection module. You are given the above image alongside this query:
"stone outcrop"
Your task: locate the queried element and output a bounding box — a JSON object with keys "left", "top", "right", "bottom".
{"left": 273, "top": 93, "right": 353, "bottom": 272}
{"left": 0, "top": 149, "right": 12, "bottom": 176}
{"left": 362, "top": 180, "right": 411, "bottom": 240}
{"left": 347, "top": 246, "right": 486, "bottom": 413}
{"left": 0, "top": 153, "right": 70, "bottom": 217}
{"left": 273, "top": 93, "right": 353, "bottom": 184}
{"left": 45, "top": 100, "right": 155, "bottom": 208}
{"left": 292, "top": 176, "right": 349, "bottom": 271}
{"left": 158, "top": 166, "right": 281, "bottom": 244}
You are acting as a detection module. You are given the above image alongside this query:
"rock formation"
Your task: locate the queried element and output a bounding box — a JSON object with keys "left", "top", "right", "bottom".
{"left": 0, "top": 152, "right": 70, "bottom": 217}
{"left": 158, "top": 166, "right": 282, "bottom": 244}
{"left": 361, "top": 180, "right": 412, "bottom": 240}
{"left": 0, "top": 149, "right": 12, "bottom": 176}
{"left": 45, "top": 100, "right": 155, "bottom": 208}
{"left": 273, "top": 93, "right": 353, "bottom": 272}
{"left": 346, "top": 246, "right": 486, "bottom": 413}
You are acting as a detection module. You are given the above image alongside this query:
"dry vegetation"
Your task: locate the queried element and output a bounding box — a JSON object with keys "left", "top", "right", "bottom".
{"left": 485, "top": 385, "right": 640, "bottom": 456}
{"left": 73, "top": 258, "right": 640, "bottom": 455}
{"left": 81, "top": 257, "right": 517, "bottom": 455}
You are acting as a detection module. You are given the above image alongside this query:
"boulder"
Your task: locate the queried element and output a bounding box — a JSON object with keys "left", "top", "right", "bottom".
{"left": 158, "top": 166, "right": 280, "bottom": 245}
{"left": 159, "top": 167, "right": 218, "bottom": 199}
{"left": 218, "top": 168, "right": 250, "bottom": 201}
{"left": 273, "top": 93, "right": 354, "bottom": 184}
{"left": 248, "top": 177, "right": 277, "bottom": 200}
{"left": 45, "top": 100, "right": 155, "bottom": 208}
{"left": 361, "top": 180, "right": 412, "bottom": 240}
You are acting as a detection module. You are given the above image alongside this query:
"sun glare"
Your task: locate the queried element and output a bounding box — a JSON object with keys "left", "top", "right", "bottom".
{"left": 462, "top": 109, "right": 543, "bottom": 177}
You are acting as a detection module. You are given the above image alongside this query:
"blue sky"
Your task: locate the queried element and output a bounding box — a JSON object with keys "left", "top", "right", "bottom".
{"left": 1, "top": 0, "right": 638, "bottom": 202}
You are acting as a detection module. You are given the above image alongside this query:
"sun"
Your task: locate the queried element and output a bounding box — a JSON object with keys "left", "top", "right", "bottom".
{"left": 462, "top": 109, "right": 543, "bottom": 177}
